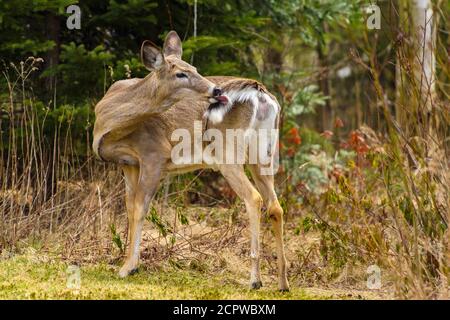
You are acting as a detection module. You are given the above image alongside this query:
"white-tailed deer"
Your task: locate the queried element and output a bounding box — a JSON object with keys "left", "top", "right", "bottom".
{"left": 93, "top": 31, "right": 289, "bottom": 291}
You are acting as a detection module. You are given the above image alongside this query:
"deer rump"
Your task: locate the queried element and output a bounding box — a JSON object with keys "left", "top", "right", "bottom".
{"left": 92, "top": 77, "right": 280, "bottom": 162}
{"left": 203, "top": 77, "right": 281, "bottom": 168}
{"left": 204, "top": 77, "right": 280, "bottom": 127}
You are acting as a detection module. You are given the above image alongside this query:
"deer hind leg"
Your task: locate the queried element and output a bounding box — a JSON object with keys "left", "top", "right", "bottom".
{"left": 219, "top": 164, "right": 263, "bottom": 289}
{"left": 119, "top": 158, "right": 162, "bottom": 278}
{"left": 248, "top": 164, "right": 290, "bottom": 291}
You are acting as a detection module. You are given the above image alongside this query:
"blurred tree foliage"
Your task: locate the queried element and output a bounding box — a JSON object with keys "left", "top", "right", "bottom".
{"left": 0, "top": 0, "right": 448, "bottom": 193}
{"left": 0, "top": 0, "right": 365, "bottom": 102}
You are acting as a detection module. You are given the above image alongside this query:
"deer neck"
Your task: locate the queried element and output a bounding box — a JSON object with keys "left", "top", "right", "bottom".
{"left": 138, "top": 72, "right": 181, "bottom": 113}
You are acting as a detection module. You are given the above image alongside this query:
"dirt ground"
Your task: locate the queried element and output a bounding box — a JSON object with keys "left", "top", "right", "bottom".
{"left": 0, "top": 206, "right": 390, "bottom": 300}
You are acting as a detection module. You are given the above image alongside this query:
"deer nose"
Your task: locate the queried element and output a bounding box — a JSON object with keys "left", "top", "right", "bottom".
{"left": 213, "top": 88, "right": 222, "bottom": 97}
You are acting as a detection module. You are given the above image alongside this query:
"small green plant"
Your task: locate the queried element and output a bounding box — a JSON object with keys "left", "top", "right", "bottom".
{"left": 176, "top": 207, "right": 189, "bottom": 226}
{"left": 146, "top": 207, "right": 171, "bottom": 237}
{"left": 110, "top": 224, "right": 123, "bottom": 253}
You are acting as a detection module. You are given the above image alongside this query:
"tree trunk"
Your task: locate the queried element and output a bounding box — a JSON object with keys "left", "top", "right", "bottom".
{"left": 316, "top": 43, "right": 332, "bottom": 132}
{"left": 44, "top": 11, "right": 61, "bottom": 201}
{"left": 44, "top": 12, "right": 61, "bottom": 93}
{"left": 395, "top": 0, "right": 436, "bottom": 136}
{"left": 411, "top": 0, "right": 436, "bottom": 112}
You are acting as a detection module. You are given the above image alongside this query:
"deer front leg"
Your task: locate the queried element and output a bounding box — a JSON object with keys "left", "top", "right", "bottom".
{"left": 119, "top": 160, "right": 162, "bottom": 278}
{"left": 122, "top": 165, "right": 138, "bottom": 252}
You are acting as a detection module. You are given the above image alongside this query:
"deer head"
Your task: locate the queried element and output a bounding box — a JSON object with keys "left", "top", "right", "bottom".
{"left": 93, "top": 31, "right": 230, "bottom": 161}
{"left": 140, "top": 31, "right": 228, "bottom": 108}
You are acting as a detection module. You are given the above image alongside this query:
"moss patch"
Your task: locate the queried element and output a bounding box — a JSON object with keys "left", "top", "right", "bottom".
{"left": 0, "top": 254, "right": 346, "bottom": 300}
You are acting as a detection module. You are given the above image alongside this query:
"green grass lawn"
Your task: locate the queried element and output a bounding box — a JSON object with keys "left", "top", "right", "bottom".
{"left": 0, "top": 254, "right": 356, "bottom": 300}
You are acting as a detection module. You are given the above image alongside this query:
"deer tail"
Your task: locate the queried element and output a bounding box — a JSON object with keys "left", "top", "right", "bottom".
{"left": 204, "top": 79, "right": 280, "bottom": 125}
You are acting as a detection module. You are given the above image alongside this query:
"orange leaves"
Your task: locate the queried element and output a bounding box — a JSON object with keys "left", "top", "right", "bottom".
{"left": 339, "top": 130, "right": 371, "bottom": 171}
{"left": 282, "top": 126, "right": 302, "bottom": 158}
{"left": 349, "top": 131, "right": 369, "bottom": 155}
{"left": 340, "top": 130, "right": 369, "bottom": 155}
{"left": 292, "top": 136, "right": 302, "bottom": 145}
{"left": 334, "top": 117, "right": 344, "bottom": 128}
{"left": 287, "top": 147, "right": 296, "bottom": 157}
{"left": 289, "top": 126, "right": 299, "bottom": 136}
{"left": 287, "top": 127, "right": 302, "bottom": 145}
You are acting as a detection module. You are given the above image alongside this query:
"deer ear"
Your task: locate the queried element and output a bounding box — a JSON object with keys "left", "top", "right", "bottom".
{"left": 141, "top": 40, "right": 164, "bottom": 71}
{"left": 163, "top": 31, "right": 182, "bottom": 59}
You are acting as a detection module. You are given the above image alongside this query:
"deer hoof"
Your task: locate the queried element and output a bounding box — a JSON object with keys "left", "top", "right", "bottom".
{"left": 278, "top": 281, "right": 290, "bottom": 292}
{"left": 118, "top": 265, "right": 138, "bottom": 278}
{"left": 250, "top": 280, "right": 263, "bottom": 290}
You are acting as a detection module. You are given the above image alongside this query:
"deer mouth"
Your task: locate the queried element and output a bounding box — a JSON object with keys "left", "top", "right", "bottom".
{"left": 216, "top": 95, "right": 229, "bottom": 104}
{"left": 209, "top": 95, "right": 229, "bottom": 105}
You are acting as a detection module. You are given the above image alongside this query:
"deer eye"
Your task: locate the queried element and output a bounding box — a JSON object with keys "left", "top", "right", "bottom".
{"left": 176, "top": 72, "right": 188, "bottom": 79}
